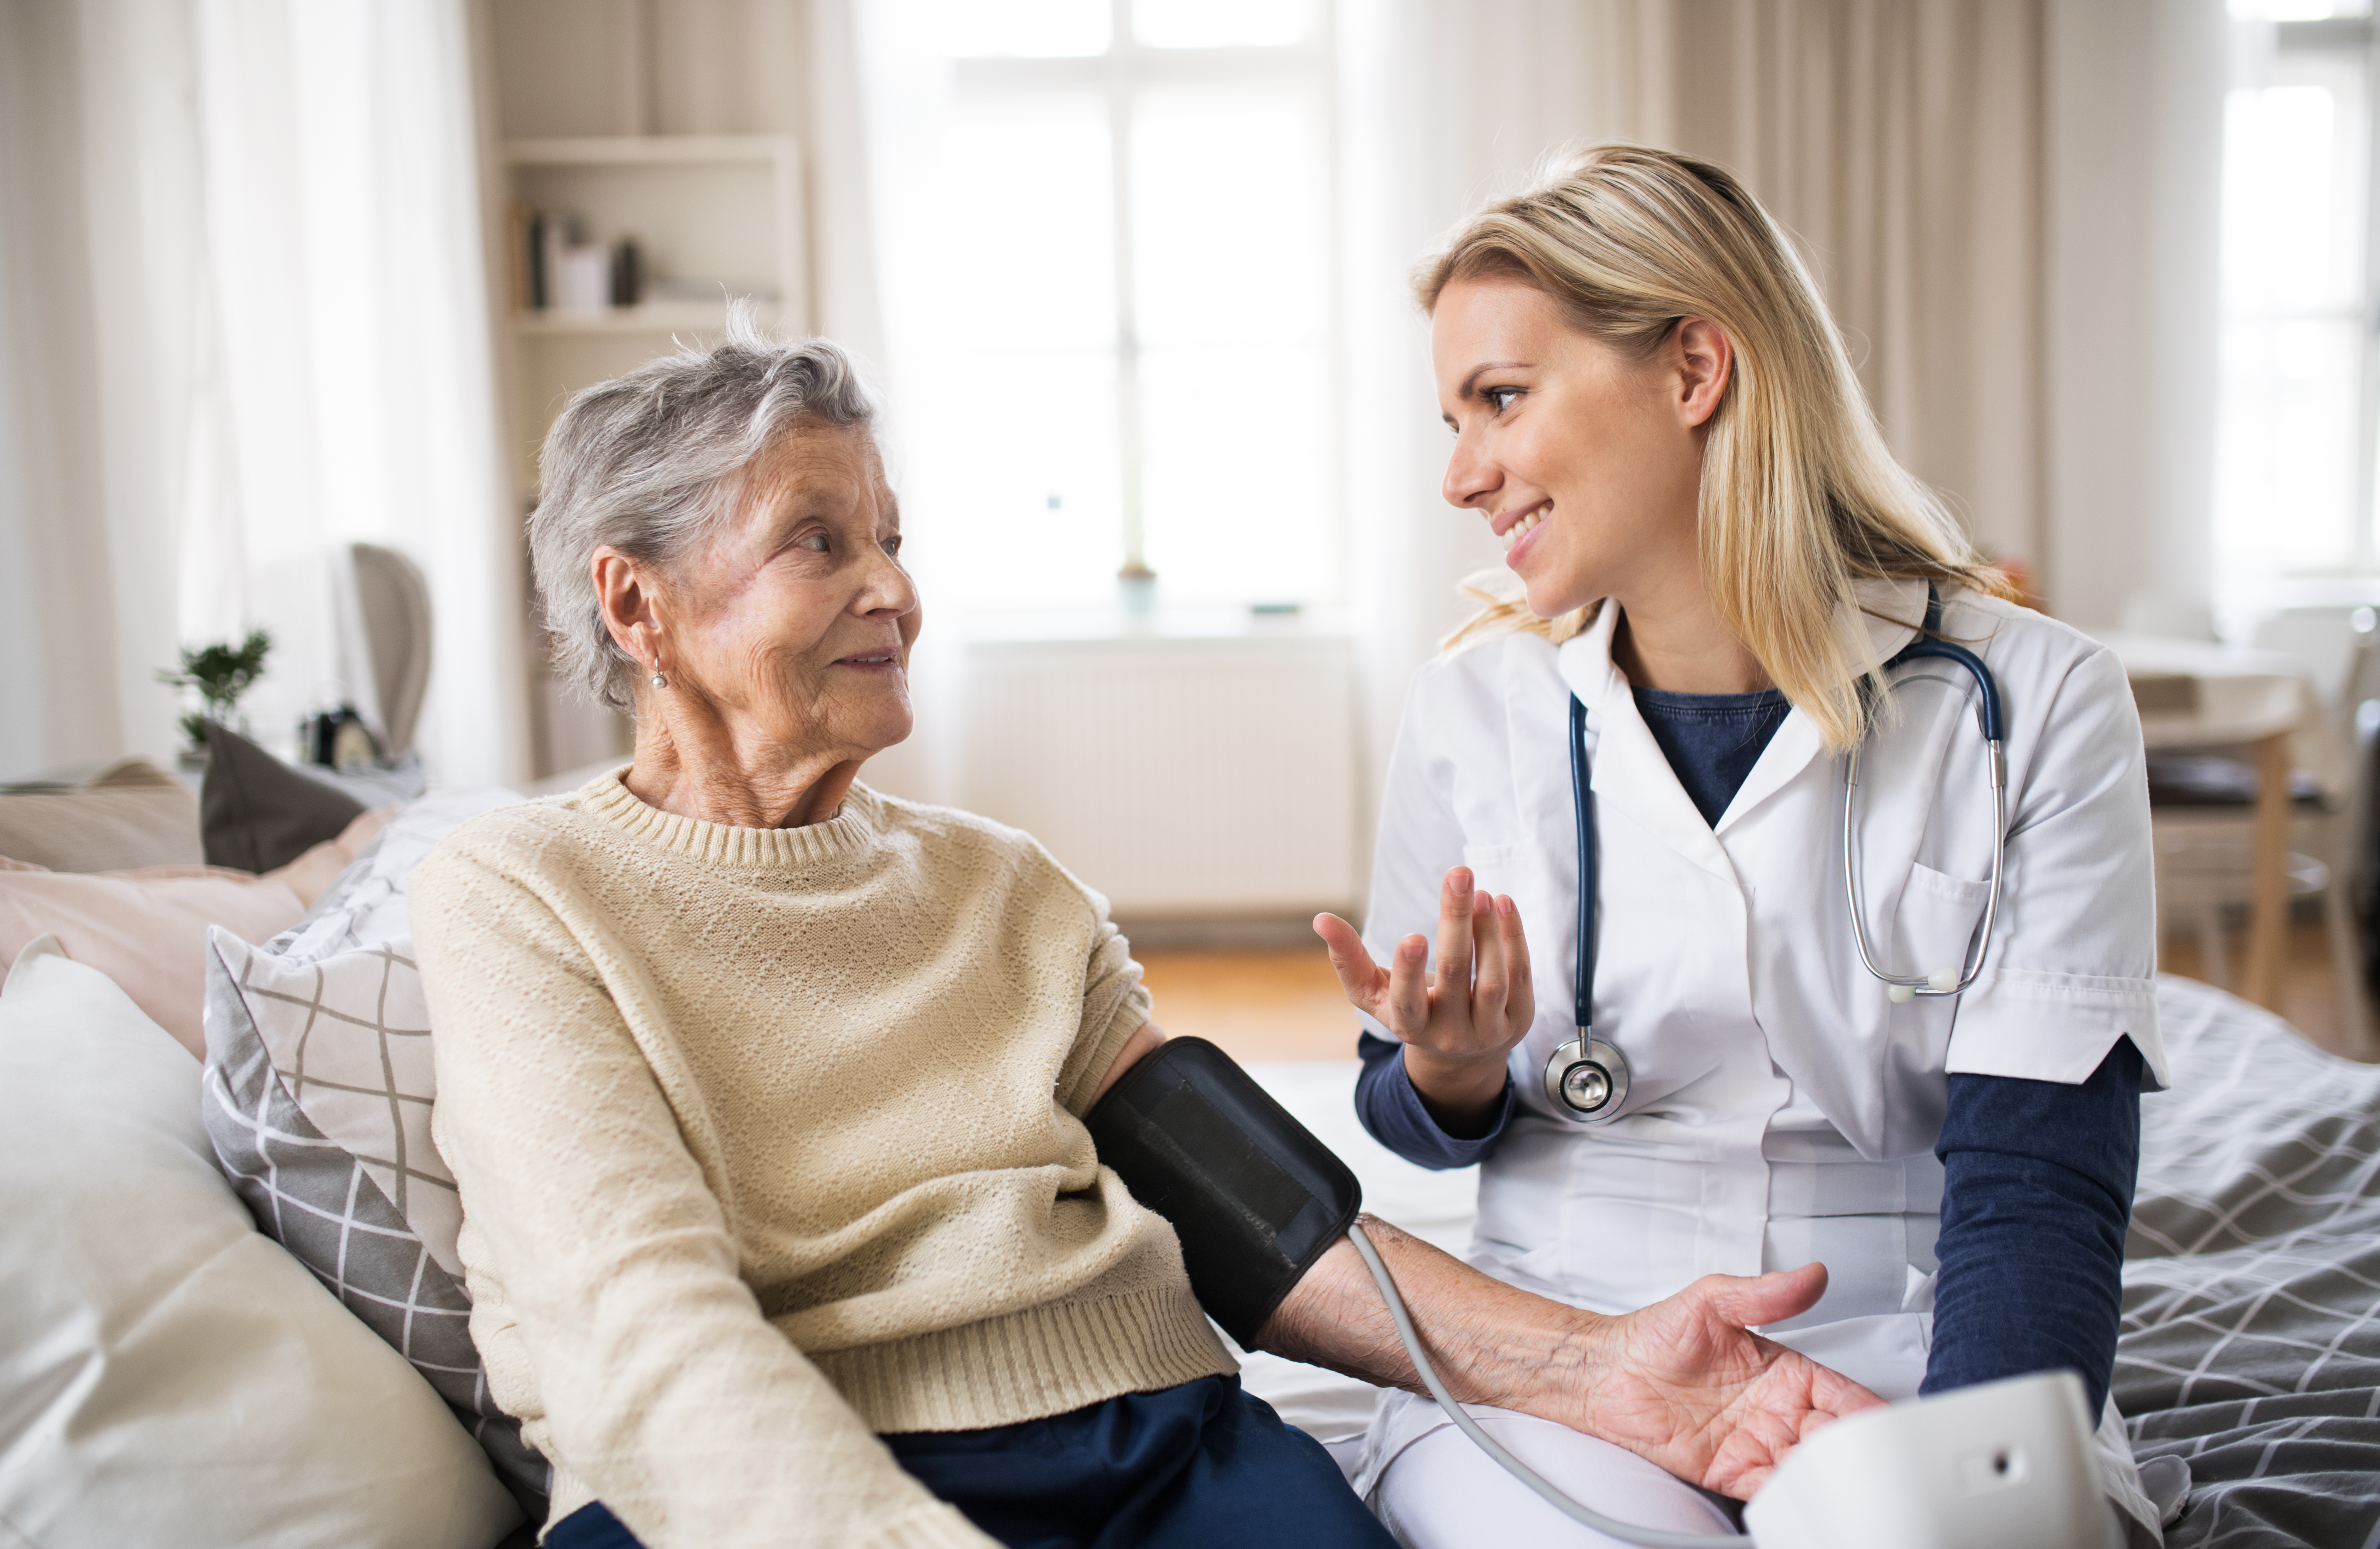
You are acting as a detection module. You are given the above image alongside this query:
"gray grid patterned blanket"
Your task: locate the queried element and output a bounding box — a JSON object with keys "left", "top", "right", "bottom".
{"left": 2123, "top": 976, "right": 2380, "bottom": 1548}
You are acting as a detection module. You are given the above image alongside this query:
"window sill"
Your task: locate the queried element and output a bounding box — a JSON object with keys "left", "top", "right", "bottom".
{"left": 951, "top": 605, "right": 1351, "bottom": 647}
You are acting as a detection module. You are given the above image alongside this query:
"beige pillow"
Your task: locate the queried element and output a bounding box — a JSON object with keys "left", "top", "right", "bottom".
{"left": 0, "top": 810, "right": 388, "bottom": 1059}
{"left": 0, "top": 758, "right": 202, "bottom": 872}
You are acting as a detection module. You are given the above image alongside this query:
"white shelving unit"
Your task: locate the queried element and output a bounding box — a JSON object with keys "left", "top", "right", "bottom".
{"left": 489, "top": 131, "right": 809, "bottom": 777}
{"left": 511, "top": 302, "right": 752, "bottom": 335}
{"left": 502, "top": 134, "right": 805, "bottom": 341}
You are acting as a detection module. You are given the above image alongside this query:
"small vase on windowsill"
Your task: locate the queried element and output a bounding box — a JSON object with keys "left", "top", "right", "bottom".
{"left": 1118, "top": 562, "right": 1157, "bottom": 618}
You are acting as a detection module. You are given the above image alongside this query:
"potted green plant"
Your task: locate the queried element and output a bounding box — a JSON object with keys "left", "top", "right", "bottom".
{"left": 158, "top": 629, "right": 273, "bottom": 754}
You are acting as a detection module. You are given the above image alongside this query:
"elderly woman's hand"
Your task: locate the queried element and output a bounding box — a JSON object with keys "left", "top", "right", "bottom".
{"left": 1313, "top": 865, "right": 1534, "bottom": 1134}
{"left": 1254, "top": 1218, "right": 1884, "bottom": 1503}
{"left": 1568, "top": 1261, "right": 1885, "bottom": 1498}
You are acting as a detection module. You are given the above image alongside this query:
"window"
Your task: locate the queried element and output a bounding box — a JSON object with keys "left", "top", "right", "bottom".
{"left": 906, "top": 0, "right": 1339, "bottom": 613}
{"left": 2215, "top": 2, "right": 2378, "bottom": 586}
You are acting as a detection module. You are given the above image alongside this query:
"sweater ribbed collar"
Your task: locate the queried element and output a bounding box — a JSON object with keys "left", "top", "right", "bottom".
{"left": 574, "top": 766, "right": 880, "bottom": 869}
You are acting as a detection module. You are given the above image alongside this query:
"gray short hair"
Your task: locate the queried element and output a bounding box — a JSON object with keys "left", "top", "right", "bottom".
{"left": 529, "top": 312, "right": 878, "bottom": 710}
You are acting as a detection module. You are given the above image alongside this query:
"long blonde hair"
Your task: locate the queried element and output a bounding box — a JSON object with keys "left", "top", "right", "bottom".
{"left": 1422, "top": 144, "right": 2012, "bottom": 750}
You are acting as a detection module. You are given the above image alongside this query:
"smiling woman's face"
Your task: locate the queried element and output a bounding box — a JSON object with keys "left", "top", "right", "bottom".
{"left": 1431, "top": 276, "right": 1713, "bottom": 621}
{"left": 659, "top": 421, "right": 920, "bottom": 765}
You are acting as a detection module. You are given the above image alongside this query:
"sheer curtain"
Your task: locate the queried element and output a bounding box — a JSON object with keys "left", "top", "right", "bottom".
{"left": 0, "top": 0, "right": 527, "bottom": 786}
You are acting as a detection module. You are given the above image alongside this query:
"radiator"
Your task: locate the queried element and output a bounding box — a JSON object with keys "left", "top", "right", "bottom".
{"left": 957, "top": 632, "right": 1362, "bottom": 916}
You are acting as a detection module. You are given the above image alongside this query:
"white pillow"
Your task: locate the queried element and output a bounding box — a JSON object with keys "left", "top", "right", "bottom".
{"left": 0, "top": 940, "right": 522, "bottom": 1549}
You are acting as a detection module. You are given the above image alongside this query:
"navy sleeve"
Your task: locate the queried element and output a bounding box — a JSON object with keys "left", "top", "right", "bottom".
{"left": 1354, "top": 1031, "right": 1517, "bottom": 1170}
{"left": 1922, "top": 1038, "right": 2144, "bottom": 1415}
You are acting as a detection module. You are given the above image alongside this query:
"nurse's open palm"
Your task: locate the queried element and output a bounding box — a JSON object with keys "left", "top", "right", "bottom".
{"left": 1581, "top": 1262, "right": 1888, "bottom": 1499}
{"left": 1314, "top": 867, "right": 1533, "bottom": 1128}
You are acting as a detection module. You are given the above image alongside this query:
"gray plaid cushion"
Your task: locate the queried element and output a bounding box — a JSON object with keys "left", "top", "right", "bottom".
{"left": 199, "top": 789, "right": 548, "bottom": 1514}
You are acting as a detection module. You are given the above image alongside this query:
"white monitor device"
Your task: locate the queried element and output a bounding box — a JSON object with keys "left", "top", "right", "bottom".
{"left": 1743, "top": 1371, "right": 2121, "bottom": 1549}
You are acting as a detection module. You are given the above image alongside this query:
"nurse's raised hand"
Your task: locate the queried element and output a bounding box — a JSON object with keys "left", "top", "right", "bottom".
{"left": 1314, "top": 866, "right": 1533, "bottom": 1133}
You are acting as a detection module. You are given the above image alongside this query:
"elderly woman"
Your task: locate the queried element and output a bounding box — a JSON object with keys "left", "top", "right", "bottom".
{"left": 411, "top": 322, "right": 1876, "bottom": 1549}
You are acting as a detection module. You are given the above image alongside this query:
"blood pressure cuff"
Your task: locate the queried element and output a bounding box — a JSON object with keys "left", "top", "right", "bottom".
{"left": 1085, "top": 1037, "right": 1363, "bottom": 1349}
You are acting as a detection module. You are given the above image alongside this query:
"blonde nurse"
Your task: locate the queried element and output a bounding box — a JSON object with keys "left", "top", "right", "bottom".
{"left": 1317, "top": 146, "right": 2168, "bottom": 1547}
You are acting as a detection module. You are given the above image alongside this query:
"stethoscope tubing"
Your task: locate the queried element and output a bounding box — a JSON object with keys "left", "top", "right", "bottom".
{"left": 1841, "top": 591, "right": 2008, "bottom": 999}
{"left": 1545, "top": 584, "right": 2007, "bottom": 1121}
{"left": 1570, "top": 692, "right": 1596, "bottom": 1032}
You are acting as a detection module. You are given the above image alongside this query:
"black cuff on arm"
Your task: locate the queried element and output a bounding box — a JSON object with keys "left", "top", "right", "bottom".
{"left": 1087, "top": 1038, "right": 1362, "bottom": 1348}
{"left": 1923, "top": 1037, "right": 2145, "bottom": 1415}
{"left": 1354, "top": 1031, "right": 1516, "bottom": 1171}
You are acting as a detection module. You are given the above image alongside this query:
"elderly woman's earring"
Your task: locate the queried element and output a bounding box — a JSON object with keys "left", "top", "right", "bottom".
{"left": 650, "top": 670, "right": 669, "bottom": 690}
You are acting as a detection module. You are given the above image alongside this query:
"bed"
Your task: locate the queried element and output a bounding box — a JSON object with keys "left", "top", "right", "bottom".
{"left": 1240, "top": 975, "right": 2380, "bottom": 1549}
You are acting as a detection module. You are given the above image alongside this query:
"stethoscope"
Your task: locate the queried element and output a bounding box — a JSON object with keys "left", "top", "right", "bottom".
{"left": 1542, "top": 586, "right": 2009, "bottom": 1123}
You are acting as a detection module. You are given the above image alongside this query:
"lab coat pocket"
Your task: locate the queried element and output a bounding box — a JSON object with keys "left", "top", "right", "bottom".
{"left": 1891, "top": 862, "right": 1991, "bottom": 989}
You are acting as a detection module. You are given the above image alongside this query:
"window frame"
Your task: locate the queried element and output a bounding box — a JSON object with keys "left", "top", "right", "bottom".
{"left": 945, "top": 0, "right": 1345, "bottom": 599}
{"left": 2223, "top": 15, "right": 2380, "bottom": 581}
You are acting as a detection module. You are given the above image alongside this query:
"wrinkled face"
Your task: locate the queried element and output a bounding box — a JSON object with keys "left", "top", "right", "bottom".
{"left": 1431, "top": 276, "right": 1707, "bottom": 619}
{"left": 660, "top": 423, "right": 920, "bottom": 763}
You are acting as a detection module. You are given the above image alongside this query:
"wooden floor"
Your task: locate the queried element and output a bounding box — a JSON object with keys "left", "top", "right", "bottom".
{"left": 1142, "top": 916, "right": 2380, "bottom": 1065}
{"left": 1137, "top": 949, "right": 1363, "bottom": 1063}
{"left": 2157, "top": 914, "right": 2379, "bottom": 1061}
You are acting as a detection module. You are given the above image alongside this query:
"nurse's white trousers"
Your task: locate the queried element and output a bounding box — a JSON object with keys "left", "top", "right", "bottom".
{"left": 1365, "top": 1403, "right": 1741, "bottom": 1547}
{"left": 1361, "top": 1395, "right": 2166, "bottom": 1549}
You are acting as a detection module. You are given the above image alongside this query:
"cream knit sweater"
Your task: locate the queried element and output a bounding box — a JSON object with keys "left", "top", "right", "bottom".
{"left": 412, "top": 772, "right": 1233, "bottom": 1549}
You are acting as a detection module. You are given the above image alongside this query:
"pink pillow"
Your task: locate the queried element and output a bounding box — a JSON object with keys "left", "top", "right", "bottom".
{"left": 0, "top": 810, "right": 390, "bottom": 1059}
{"left": 0, "top": 866, "right": 303, "bottom": 1059}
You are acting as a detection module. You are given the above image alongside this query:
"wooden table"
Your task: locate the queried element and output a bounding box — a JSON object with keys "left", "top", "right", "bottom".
{"left": 2099, "top": 633, "right": 2313, "bottom": 1012}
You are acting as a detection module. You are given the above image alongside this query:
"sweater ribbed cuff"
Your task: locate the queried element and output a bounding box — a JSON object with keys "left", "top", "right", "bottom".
{"left": 813, "top": 1284, "right": 1236, "bottom": 1434}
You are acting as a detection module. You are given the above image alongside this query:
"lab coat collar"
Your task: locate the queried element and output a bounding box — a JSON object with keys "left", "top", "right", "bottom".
{"left": 1552, "top": 578, "right": 1933, "bottom": 844}
{"left": 1849, "top": 577, "right": 1929, "bottom": 671}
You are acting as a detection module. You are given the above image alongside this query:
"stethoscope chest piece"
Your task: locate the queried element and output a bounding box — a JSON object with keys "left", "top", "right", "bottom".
{"left": 1543, "top": 1032, "right": 1630, "bottom": 1124}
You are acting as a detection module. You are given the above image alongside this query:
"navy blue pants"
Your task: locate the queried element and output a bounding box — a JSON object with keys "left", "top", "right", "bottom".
{"left": 543, "top": 1375, "right": 1393, "bottom": 1549}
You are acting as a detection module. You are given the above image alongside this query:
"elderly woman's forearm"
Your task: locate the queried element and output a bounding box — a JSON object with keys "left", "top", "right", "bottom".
{"left": 1253, "top": 1215, "right": 1606, "bottom": 1417}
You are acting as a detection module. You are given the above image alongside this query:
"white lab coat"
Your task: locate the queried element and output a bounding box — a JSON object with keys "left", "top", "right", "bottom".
{"left": 1353, "top": 580, "right": 2171, "bottom": 1538}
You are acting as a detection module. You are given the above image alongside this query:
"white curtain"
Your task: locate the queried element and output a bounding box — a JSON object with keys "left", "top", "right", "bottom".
{"left": 0, "top": 0, "right": 527, "bottom": 786}
{"left": 0, "top": 1, "right": 199, "bottom": 783}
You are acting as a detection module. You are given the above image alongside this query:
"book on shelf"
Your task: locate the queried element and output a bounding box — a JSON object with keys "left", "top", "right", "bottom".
{"left": 610, "top": 239, "right": 641, "bottom": 308}
{"left": 555, "top": 245, "right": 609, "bottom": 314}
{"left": 508, "top": 204, "right": 644, "bottom": 315}
{"left": 507, "top": 202, "right": 534, "bottom": 312}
